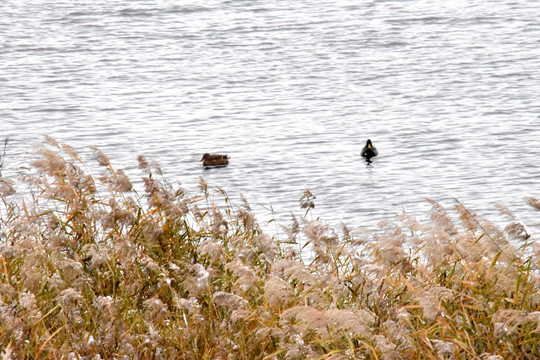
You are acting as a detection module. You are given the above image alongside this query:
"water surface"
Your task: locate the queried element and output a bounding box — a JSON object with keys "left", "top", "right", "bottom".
{"left": 1, "top": 0, "right": 539, "bottom": 234}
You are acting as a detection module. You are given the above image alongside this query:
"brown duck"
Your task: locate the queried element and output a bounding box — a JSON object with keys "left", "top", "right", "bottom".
{"left": 200, "top": 153, "right": 229, "bottom": 168}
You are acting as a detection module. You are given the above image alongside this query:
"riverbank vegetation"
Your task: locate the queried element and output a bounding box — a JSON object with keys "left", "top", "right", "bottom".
{"left": 1, "top": 138, "right": 539, "bottom": 359}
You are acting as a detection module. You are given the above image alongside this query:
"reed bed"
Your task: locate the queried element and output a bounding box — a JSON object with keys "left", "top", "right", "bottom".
{"left": 1, "top": 138, "right": 539, "bottom": 359}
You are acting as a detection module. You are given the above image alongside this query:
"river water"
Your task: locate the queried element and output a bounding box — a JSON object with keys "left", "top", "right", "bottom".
{"left": 1, "top": 0, "right": 539, "bottom": 234}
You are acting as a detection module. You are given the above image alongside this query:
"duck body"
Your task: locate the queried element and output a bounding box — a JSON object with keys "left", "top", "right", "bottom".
{"left": 361, "top": 139, "right": 378, "bottom": 159}
{"left": 200, "top": 153, "right": 229, "bottom": 168}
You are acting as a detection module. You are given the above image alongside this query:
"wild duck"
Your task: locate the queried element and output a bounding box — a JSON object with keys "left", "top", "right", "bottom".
{"left": 361, "top": 139, "right": 378, "bottom": 159}
{"left": 200, "top": 153, "right": 229, "bottom": 168}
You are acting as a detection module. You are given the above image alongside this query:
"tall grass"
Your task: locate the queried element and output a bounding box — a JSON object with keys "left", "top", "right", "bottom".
{"left": 1, "top": 138, "right": 539, "bottom": 359}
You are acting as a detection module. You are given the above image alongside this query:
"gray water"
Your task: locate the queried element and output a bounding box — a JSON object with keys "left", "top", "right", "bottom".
{"left": 1, "top": 0, "right": 539, "bottom": 234}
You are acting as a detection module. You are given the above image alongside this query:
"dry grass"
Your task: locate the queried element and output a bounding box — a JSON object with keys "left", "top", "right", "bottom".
{"left": 1, "top": 139, "right": 539, "bottom": 359}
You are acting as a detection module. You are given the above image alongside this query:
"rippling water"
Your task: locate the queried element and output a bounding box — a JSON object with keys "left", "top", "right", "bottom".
{"left": 1, "top": 0, "right": 539, "bottom": 233}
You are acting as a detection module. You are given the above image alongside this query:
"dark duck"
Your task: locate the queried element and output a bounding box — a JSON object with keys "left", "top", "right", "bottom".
{"left": 361, "top": 139, "right": 378, "bottom": 159}
{"left": 200, "top": 153, "right": 229, "bottom": 168}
